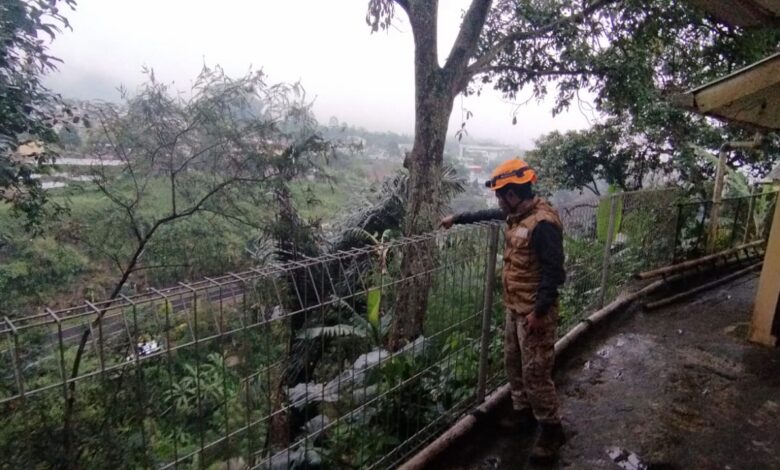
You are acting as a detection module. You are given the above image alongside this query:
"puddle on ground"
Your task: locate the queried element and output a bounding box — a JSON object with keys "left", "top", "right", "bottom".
{"left": 722, "top": 322, "right": 749, "bottom": 339}
{"left": 595, "top": 334, "right": 652, "bottom": 361}
{"left": 479, "top": 456, "right": 501, "bottom": 469}
{"left": 606, "top": 447, "right": 675, "bottom": 470}
{"left": 597, "top": 345, "right": 614, "bottom": 358}
{"left": 606, "top": 447, "right": 649, "bottom": 470}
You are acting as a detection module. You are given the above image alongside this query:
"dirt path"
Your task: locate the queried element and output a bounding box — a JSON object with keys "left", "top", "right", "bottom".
{"left": 433, "top": 274, "right": 780, "bottom": 470}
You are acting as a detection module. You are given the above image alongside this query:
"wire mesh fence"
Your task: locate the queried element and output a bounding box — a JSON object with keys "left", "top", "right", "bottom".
{"left": 0, "top": 223, "right": 503, "bottom": 469}
{"left": 554, "top": 188, "right": 680, "bottom": 331}
{"left": 0, "top": 188, "right": 773, "bottom": 469}
{"left": 672, "top": 190, "right": 778, "bottom": 261}
{"left": 556, "top": 195, "right": 601, "bottom": 332}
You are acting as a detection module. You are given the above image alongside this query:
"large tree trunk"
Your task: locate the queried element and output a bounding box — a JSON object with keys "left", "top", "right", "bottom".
{"left": 388, "top": 100, "right": 453, "bottom": 349}
{"left": 389, "top": 0, "right": 457, "bottom": 349}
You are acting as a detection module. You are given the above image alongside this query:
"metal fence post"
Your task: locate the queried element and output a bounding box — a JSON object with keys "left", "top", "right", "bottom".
{"left": 598, "top": 194, "right": 619, "bottom": 308}
{"left": 730, "top": 197, "right": 744, "bottom": 248}
{"left": 673, "top": 202, "right": 684, "bottom": 263}
{"left": 743, "top": 189, "right": 756, "bottom": 244}
{"left": 477, "top": 223, "right": 500, "bottom": 403}
{"left": 766, "top": 191, "right": 779, "bottom": 241}
{"left": 707, "top": 145, "right": 729, "bottom": 253}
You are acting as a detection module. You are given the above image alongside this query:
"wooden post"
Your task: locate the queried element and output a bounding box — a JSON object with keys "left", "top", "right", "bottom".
{"left": 750, "top": 191, "right": 780, "bottom": 347}
{"left": 707, "top": 146, "right": 729, "bottom": 253}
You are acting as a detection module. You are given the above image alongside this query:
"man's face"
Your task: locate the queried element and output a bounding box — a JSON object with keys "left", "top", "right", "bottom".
{"left": 496, "top": 189, "right": 521, "bottom": 216}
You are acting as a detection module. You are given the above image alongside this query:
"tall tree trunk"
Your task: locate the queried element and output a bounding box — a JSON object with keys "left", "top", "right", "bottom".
{"left": 389, "top": 98, "right": 453, "bottom": 349}
{"left": 389, "top": 0, "right": 457, "bottom": 349}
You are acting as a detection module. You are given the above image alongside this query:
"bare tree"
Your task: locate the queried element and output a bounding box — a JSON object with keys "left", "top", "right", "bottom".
{"left": 60, "top": 65, "right": 329, "bottom": 467}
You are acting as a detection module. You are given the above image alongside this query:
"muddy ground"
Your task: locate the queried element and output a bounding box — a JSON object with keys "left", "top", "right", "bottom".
{"left": 432, "top": 274, "right": 780, "bottom": 470}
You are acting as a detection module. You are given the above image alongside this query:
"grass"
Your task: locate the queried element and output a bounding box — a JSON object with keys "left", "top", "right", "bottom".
{"left": 0, "top": 157, "right": 393, "bottom": 316}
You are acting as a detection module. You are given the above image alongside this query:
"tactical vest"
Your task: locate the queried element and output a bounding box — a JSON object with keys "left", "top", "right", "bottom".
{"left": 502, "top": 197, "right": 563, "bottom": 316}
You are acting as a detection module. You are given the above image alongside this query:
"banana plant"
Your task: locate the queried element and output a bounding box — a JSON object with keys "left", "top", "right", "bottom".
{"left": 341, "top": 228, "right": 394, "bottom": 275}
{"left": 297, "top": 295, "right": 391, "bottom": 347}
{"left": 693, "top": 145, "right": 751, "bottom": 197}
{"left": 162, "top": 353, "right": 228, "bottom": 417}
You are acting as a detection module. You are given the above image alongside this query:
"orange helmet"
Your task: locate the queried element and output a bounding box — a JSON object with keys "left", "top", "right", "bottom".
{"left": 484, "top": 158, "right": 537, "bottom": 191}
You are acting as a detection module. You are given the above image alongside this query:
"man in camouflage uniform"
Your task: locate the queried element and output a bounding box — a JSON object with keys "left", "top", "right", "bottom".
{"left": 440, "top": 158, "right": 566, "bottom": 463}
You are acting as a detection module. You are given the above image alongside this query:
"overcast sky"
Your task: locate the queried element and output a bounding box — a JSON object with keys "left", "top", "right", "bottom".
{"left": 45, "top": 0, "right": 597, "bottom": 148}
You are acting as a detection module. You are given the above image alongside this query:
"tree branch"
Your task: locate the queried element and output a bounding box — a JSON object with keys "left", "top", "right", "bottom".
{"left": 129, "top": 263, "right": 190, "bottom": 272}
{"left": 465, "top": 0, "right": 616, "bottom": 80}
{"left": 91, "top": 174, "right": 144, "bottom": 243}
{"left": 407, "top": 0, "right": 440, "bottom": 77}
{"left": 588, "top": 177, "right": 601, "bottom": 196}
{"left": 145, "top": 175, "right": 268, "bottom": 243}
{"left": 471, "top": 64, "right": 603, "bottom": 78}
{"left": 393, "top": 0, "right": 409, "bottom": 14}
{"left": 172, "top": 140, "right": 225, "bottom": 176}
{"left": 97, "top": 111, "right": 146, "bottom": 211}
{"left": 67, "top": 230, "right": 127, "bottom": 274}
{"left": 443, "top": 0, "right": 493, "bottom": 87}
{"left": 64, "top": 172, "right": 268, "bottom": 440}
{"left": 201, "top": 206, "right": 267, "bottom": 230}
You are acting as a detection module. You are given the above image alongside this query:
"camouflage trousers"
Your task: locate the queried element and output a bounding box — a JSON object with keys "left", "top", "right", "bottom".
{"left": 504, "top": 309, "right": 560, "bottom": 423}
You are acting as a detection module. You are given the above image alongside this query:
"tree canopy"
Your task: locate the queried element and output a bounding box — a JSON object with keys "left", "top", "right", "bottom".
{"left": 524, "top": 1, "right": 780, "bottom": 195}
{"left": 0, "top": 0, "right": 78, "bottom": 229}
{"left": 365, "top": 0, "right": 779, "bottom": 345}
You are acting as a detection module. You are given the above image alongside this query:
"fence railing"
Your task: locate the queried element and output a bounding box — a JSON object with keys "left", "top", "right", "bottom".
{"left": 672, "top": 190, "right": 778, "bottom": 262}
{"left": 1, "top": 222, "right": 506, "bottom": 469}
{"left": 0, "top": 188, "right": 775, "bottom": 469}
{"left": 555, "top": 188, "right": 681, "bottom": 331}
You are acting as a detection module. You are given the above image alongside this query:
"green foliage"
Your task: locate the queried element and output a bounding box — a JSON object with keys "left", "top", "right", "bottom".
{"left": 596, "top": 193, "right": 623, "bottom": 243}
{"left": 321, "top": 420, "right": 399, "bottom": 467}
{"left": 163, "top": 353, "right": 233, "bottom": 417}
{"left": 528, "top": 128, "right": 607, "bottom": 196}
{"left": 674, "top": 189, "right": 778, "bottom": 258}
{"left": 431, "top": 331, "right": 480, "bottom": 405}
{"left": 696, "top": 146, "right": 754, "bottom": 198}
{"left": 0, "top": 66, "right": 339, "bottom": 468}
{"left": 55, "top": 65, "right": 330, "bottom": 300}
{"left": 300, "top": 294, "right": 391, "bottom": 347}
{"left": 0, "top": 236, "right": 87, "bottom": 311}
{"left": 2, "top": 189, "right": 707, "bottom": 468}
{"left": 142, "top": 214, "right": 247, "bottom": 286}
{"left": 0, "top": 0, "right": 78, "bottom": 229}
{"left": 510, "top": 0, "right": 779, "bottom": 196}
{"left": 559, "top": 236, "right": 603, "bottom": 328}
{"left": 57, "top": 125, "right": 82, "bottom": 150}
{"left": 332, "top": 165, "right": 465, "bottom": 252}
{"left": 367, "top": 288, "right": 381, "bottom": 330}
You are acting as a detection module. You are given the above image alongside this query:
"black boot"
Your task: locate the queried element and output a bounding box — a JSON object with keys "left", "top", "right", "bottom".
{"left": 501, "top": 407, "right": 537, "bottom": 434}
{"left": 530, "top": 421, "right": 566, "bottom": 464}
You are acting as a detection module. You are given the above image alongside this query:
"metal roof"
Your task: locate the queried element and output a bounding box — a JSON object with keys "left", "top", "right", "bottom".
{"left": 688, "top": 0, "right": 780, "bottom": 28}
{"left": 673, "top": 53, "right": 780, "bottom": 131}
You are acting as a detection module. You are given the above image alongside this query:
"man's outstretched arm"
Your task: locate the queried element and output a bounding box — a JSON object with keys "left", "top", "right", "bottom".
{"left": 440, "top": 208, "right": 503, "bottom": 228}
